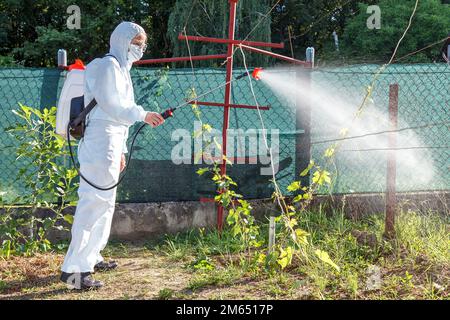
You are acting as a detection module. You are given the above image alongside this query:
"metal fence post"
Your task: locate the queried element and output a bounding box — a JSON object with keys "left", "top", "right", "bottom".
{"left": 295, "top": 48, "right": 313, "bottom": 188}
{"left": 56, "top": 49, "right": 67, "bottom": 206}
{"left": 58, "top": 49, "right": 67, "bottom": 69}
{"left": 384, "top": 84, "right": 399, "bottom": 239}
{"left": 306, "top": 47, "right": 315, "bottom": 68}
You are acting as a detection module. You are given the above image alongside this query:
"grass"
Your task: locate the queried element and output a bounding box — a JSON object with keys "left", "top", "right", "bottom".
{"left": 0, "top": 208, "right": 448, "bottom": 300}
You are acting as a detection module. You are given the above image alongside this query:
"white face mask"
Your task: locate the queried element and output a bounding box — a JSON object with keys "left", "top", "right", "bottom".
{"left": 128, "top": 44, "right": 144, "bottom": 63}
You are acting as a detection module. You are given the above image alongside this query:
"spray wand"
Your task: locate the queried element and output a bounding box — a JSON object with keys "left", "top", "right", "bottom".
{"left": 160, "top": 67, "right": 263, "bottom": 119}
{"left": 160, "top": 68, "right": 263, "bottom": 119}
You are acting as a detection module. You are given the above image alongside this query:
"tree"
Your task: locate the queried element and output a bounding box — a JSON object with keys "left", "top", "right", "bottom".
{"left": 340, "top": 0, "right": 450, "bottom": 63}
{"left": 167, "top": 0, "right": 272, "bottom": 67}
{"left": 1, "top": 0, "right": 448, "bottom": 67}
{"left": 270, "top": 0, "right": 376, "bottom": 61}
{"left": 0, "top": 0, "right": 176, "bottom": 67}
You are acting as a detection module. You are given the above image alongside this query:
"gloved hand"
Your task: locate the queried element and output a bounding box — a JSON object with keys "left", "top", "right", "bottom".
{"left": 120, "top": 153, "right": 126, "bottom": 172}
{"left": 145, "top": 112, "right": 164, "bottom": 128}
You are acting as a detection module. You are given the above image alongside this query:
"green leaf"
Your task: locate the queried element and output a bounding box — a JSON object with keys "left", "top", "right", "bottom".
{"left": 314, "top": 249, "right": 340, "bottom": 272}
{"left": 312, "top": 170, "right": 331, "bottom": 185}
{"left": 277, "top": 255, "right": 289, "bottom": 269}
{"left": 202, "top": 124, "right": 212, "bottom": 132}
{"left": 277, "top": 246, "right": 293, "bottom": 269}
{"left": 294, "top": 228, "right": 309, "bottom": 245}
{"left": 300, "top": 160, "right": 315, "bottom": 177}
{"left": 287, "top": 218, "right": 298, "bottom": 228}
{"left": 196, "top": 167, "right": 209, "bottom": 176}
{"left": 287, "top": 181, "right": 301, "bottom": 192}
{"left": 63, "top": 214, "right": 74, "bottom": 225}
{"left": 232, "top": 224, "right": 242, "bottom": 236}
{"left": 324, "top": 147, "right": 335, "bottom": 158}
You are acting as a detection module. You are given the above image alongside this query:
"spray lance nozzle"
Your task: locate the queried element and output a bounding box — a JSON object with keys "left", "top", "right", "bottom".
{"left": 252, "top": 67, "right": 263, "bottom": 80}
{"left": 235, "top": 67, "right": 264, "bottom": 80}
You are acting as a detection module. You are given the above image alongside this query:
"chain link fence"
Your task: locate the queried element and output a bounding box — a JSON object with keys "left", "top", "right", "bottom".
{"left": 311, "top": 64, "right": 449, "bottom": 194}
{"left": 0, "top": 63, "right": 448, "bottom": 204}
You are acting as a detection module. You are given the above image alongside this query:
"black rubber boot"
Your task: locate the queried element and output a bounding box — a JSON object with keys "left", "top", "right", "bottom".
{"left": 94, "top": 260, "right": 118, "bottom": 272}
{"left": 60, "top": 272, "right": 104, "bottom": 290}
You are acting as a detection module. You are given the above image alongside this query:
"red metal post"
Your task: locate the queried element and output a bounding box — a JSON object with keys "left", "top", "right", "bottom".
{"left": 188, "top": 101, "right": 270, "bottom": 110}
{"left": 217, "top": 0, "right": 238, "bottom": 232}
{"left": 240, "top": 44, "right": 310, "bottom": 66}
{"left": 131, "top": 0, "right": 311, "bottom": 233}
{"left": 385, "top": 84, "right": 399, "bottom": 239}
{"left": 178, "top": 34, "right": 285, "bottom": 49}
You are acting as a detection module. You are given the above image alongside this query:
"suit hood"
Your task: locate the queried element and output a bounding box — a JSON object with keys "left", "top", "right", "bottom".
{"left": 109, "top": 21, "right": 145, "bottom": 71}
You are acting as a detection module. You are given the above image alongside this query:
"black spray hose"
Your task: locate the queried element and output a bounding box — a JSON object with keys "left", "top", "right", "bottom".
{"left": 67, "top": 108, "right": 175, "bottom": 191}
{"left": 235, "top": 71, "right": 250, "bottom": 80}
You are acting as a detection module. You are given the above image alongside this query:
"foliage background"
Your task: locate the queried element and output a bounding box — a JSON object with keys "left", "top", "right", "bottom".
{"left": 0, "top": 0, "right": 448, "bottom": 67}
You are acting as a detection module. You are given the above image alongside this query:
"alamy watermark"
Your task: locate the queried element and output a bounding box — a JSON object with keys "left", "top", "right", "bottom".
{"left": 365, "top": 265, "right": 382, "bottom": 290}
{"left": 366, "top": 5, "right": 381, "bottom": 30}
{"left": 67, "top": 5, "right": 81, "bottom": 30}
{"left": 171, "top": 121, "right": 279, "bottom": 175}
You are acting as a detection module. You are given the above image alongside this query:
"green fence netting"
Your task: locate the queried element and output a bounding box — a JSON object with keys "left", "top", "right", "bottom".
{"left": 0, "top": 67, "right": 300, "bottom": 204}
{"left": 0, "top": 64, "right": 448, "bottom": 204}
{"left": 311, "top": 64, "right": 449, "bottom": 194}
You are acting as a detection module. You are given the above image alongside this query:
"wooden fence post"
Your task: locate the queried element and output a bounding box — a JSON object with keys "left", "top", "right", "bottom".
{"left": 384, "top": 84, "right": 399, "bottom": 239}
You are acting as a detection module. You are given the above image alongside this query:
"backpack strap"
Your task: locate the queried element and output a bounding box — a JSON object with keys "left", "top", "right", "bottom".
{"left": 104, "top": 53, "right": 119, "bottom": 63}
{"left": 70, "top": 98, "right": 97, "bottom": 128}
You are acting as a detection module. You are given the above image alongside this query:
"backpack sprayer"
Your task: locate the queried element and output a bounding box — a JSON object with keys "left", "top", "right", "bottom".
{"left": 56, "top": 51, "right": 176, "bottom": 191}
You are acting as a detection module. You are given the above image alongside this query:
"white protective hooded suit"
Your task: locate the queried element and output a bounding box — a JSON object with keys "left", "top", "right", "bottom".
{"left": 62, "top": 22, "right": 147, "bottom": 273}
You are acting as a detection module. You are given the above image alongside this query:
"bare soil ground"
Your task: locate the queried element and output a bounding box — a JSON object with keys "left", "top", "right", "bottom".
{"left": 0, "top": 246, "right": 277, "bottom": 300}
{"left": 1, "top": 243, "right": 448, "bottom": 300}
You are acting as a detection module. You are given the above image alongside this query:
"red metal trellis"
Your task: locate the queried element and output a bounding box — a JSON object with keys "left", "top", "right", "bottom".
{"left": 135, "top": 0, "right": 311, "bottom": 231}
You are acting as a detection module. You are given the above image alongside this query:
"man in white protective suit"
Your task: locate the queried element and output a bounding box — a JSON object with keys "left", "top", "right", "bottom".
{"left": 60, "top": 21, "right": 165, "bottom": 290}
